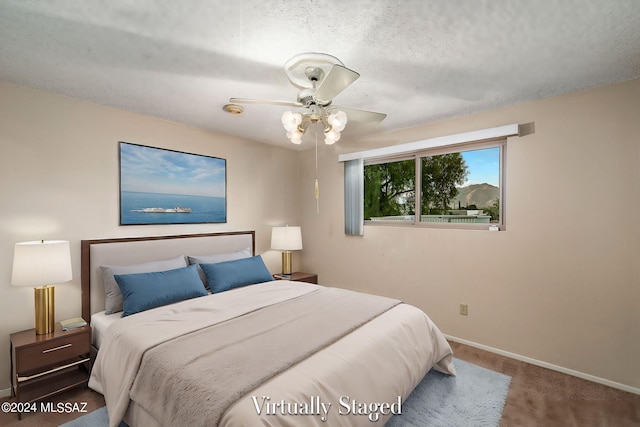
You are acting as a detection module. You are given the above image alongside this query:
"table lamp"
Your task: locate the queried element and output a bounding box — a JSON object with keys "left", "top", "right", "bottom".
{"left": 271, "top": 226, "right": 302, "bottom": 276}
{"left": 11, "top": 240, "right": 73, "bottom": 335}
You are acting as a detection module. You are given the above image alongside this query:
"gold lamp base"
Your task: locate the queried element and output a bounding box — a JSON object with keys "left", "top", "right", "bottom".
{"left": 281, "top": 251, "right": 293, "bottom": 275}
{"left": 34, "top": 285, "right": 55, "bottom": 335}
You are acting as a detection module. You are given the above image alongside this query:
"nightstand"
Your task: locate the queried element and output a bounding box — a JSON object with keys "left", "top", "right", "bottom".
{"left": 273, "top": 272, "right": 318, "bottom": 284}
{"left": 10, "top": 324, "right": 91, "bottom": 419}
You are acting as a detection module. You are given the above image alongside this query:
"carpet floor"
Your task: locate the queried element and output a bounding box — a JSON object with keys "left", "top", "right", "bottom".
{"left": 450, "top": 341, "right": 640, "bottom": 426}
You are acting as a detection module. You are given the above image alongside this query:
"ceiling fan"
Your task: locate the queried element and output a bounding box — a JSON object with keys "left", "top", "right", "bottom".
{"left": 229, "top": 52, "right": 386, "bottom": 145}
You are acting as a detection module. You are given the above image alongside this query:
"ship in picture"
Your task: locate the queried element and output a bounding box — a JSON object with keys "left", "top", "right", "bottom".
{"left": 134, "top": 207, "right": 192, "bottom": 213}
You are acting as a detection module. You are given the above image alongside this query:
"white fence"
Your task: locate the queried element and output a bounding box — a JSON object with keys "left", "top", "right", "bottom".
{"left": 369, "top": 215, "right": 491, "bottom": 224}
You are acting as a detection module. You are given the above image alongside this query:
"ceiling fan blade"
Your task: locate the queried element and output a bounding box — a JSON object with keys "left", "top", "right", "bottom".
{"left": 229, "top": 98, "right": 302, "bottom": 107}
{"left": 331, "top": 105, "right": 387, "bottom": 123}
{"left": 314, "top": 65, "right": 360, "bottom": 103}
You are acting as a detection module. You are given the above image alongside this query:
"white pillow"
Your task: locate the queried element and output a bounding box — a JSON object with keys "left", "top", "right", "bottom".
{"left": 100, "top": 256, "right": 187, "bottom": 314}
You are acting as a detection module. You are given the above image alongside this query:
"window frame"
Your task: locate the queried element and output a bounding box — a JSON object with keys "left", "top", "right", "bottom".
{"left": 364, "top": 138, "right": 507, "bottom": 231}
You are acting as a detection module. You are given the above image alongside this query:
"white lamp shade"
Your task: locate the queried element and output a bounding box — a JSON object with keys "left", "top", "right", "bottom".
{"left": 11, "top": 240, "right": 73, "bottom": 287}
{"left": 271, "top": 226, "right": 303, "bottom": 251}
{"left": 286, "top": 130, "right": 303, "bottom": 144}
{"left": 281, "top": 111, "right": 302, "bottom": 132}
{"left": 324, "top": 128, "right": 341, "bottom": 145}
{"left": 328, "top": 110, "right": 347, "bottom": 132}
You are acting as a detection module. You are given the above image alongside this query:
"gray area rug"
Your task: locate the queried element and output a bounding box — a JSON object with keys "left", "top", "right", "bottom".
{"left": 60, "top": 358, "right": 510, "bottom": 426}
{"left": 387, "top": 358, "right": 511, "bottom": 426}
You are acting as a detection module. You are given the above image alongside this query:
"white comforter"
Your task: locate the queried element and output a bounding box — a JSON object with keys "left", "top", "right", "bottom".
{"left": 89, "top": 281, "right": 455, "bottom": 427}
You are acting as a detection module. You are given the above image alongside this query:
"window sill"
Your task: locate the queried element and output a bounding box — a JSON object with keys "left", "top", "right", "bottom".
{"left": 364, "top": 221, "right": 505, "bottom": 231}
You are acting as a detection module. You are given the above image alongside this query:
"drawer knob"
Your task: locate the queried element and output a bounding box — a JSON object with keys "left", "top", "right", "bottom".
{"left": 42, "top": 343, "right": 72, "bottom": 353}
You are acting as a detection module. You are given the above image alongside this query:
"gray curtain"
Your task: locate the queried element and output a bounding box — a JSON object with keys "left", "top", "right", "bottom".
{"left": 344, "top": 159, "right": 364, "bottom": 235}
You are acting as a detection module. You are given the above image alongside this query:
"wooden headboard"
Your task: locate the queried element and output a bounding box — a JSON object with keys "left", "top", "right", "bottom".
{"left": 80, "top": 231, "right": 256, "bottom": 321}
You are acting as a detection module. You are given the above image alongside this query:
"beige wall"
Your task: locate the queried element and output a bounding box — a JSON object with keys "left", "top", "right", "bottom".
{"left": 0, "top": 82, "right": 301, "bottom": 394}
{"left": 298, "top": 78, "right": 640, "bottom": 390}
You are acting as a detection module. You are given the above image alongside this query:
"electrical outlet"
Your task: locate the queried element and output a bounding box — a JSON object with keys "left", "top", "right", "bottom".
{"left": 459, "top": 304, "right": 468, "bottom": 316}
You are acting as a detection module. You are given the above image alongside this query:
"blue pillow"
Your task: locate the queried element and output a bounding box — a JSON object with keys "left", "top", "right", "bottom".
{"left": 114, "top": 264, "right": 207, "bottom": 317}
{"left": 200, "top": 256, "right": 273, "bottom": 293}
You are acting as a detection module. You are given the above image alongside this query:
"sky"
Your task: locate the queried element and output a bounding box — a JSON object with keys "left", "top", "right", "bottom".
{"left": 119, "top": 143, "right": 226, "bottom": 198}
{"left": 460, "top": 146, "right": 499, "bottom": 187}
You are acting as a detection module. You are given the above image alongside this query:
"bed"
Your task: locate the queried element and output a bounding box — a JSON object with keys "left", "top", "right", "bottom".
{"left": 82, "top": 231, "right": 455, "bottom": 427}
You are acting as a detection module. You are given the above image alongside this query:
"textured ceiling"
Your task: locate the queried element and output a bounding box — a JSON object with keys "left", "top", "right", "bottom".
{"left": 1, "top": 0, "right": 639, "bottom": 150}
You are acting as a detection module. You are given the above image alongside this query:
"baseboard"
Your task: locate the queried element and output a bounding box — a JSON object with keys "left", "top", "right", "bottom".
{"left": 0, "top": 387, "right": 11, "bottom": 399}
{"left": 445, "top": 334, "right": 640, "bottom": 396}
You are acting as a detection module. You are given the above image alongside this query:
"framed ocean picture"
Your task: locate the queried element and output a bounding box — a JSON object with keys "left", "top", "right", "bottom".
{"left": 119, "top": 142, "right": 227, "bottom": 225}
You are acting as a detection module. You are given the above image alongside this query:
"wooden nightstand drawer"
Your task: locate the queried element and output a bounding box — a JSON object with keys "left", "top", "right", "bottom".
{"left": 16, "top": 331, "right": 90, "bottom": 374}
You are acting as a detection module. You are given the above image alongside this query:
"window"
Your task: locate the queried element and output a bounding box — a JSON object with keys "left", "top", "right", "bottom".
{"left": 341, "top": 123, "right": 522, "bottom": 234}
{"left": 364, "top": 140, "right": 505, "bottom": 229}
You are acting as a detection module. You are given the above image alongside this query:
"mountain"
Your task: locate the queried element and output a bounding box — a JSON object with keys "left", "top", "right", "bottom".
{"left": 452, "top": 183, "right": 499, "bottom": 209}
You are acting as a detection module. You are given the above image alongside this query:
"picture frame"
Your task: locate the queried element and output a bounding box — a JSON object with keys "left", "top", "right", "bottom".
{"left": 119, "top": 142, "right": 227, "bottom": 225}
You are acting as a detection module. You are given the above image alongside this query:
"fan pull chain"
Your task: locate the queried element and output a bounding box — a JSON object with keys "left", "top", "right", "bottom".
{"left": 315, "top": 122, "right": 319, "bottom": 214}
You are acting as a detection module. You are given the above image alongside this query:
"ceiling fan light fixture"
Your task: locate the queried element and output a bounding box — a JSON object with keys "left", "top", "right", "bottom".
{"left": 324, "top": 128, "right": 342, "bottom": 145}
{"left": 328, "top": 110, "right": 347, "bottom": 132}
{"left": 281, "top": 111, "right": 302, "bottom": 132}
{"left": 324, "top": 128, "right": 340, "bottom": 145}
{"left": 282, "top": 108, "right": 348, "bottom": 145}
{"left": 232, "top": 53, "right": 385, "bottom": 149}
{"left": 287, "top": 130, "right": 303, "bottom": 144}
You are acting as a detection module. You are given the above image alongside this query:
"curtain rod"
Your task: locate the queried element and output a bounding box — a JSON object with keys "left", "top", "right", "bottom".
{"left": 338, "top": 123, "right": 528, "bottom": 163}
